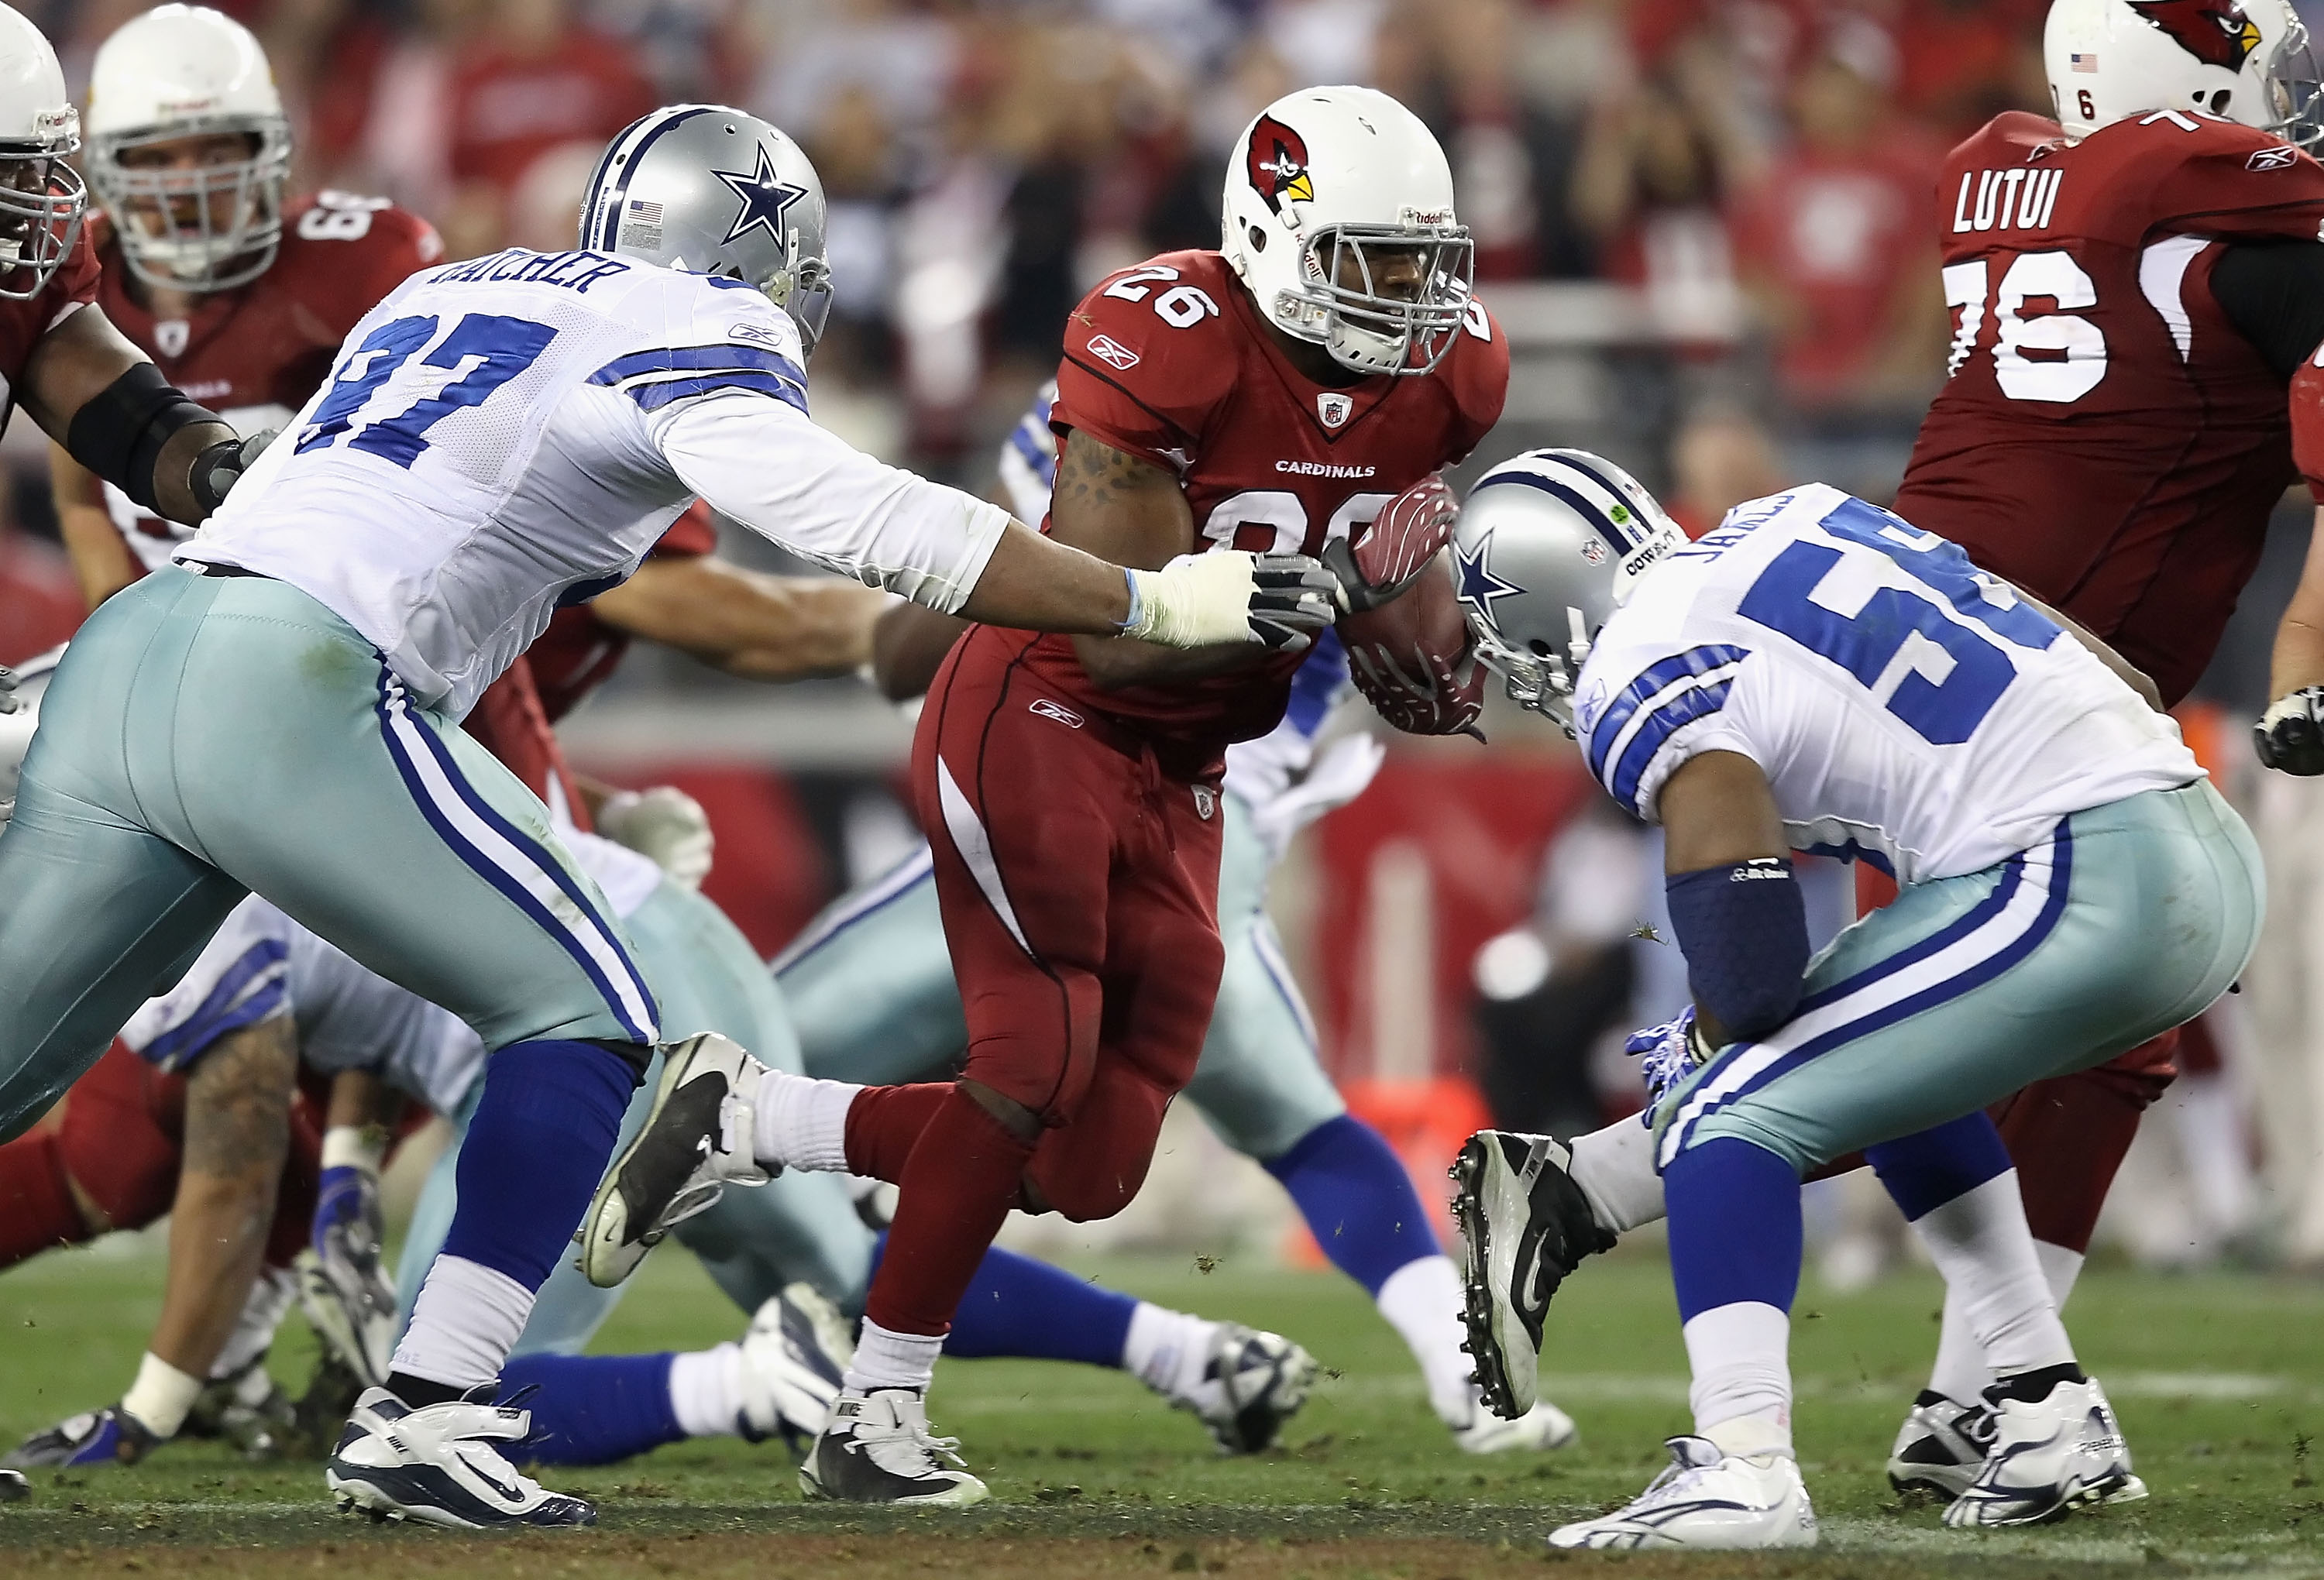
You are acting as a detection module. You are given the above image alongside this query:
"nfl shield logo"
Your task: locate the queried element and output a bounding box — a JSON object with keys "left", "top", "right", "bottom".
{"left": 1193, "top": 785, "right": 1216, "bottom": 820}
{"left": 1315, "top": 392, "right": 1353, "bottom": 429}
{"left": 156, "top": 319, "right": 189, "bottom": 359}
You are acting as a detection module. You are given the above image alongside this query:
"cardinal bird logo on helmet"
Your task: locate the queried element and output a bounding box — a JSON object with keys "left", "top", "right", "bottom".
{"left": 2130, "top": 0, "right": 2264, "bottom": 71}
{"left": 1247, "top": 115, "right": 1315, "bottom": 215}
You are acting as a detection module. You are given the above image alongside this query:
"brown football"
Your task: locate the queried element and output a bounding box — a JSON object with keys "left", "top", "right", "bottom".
{"left": 1335, "top": 550, "right": 1472, "bottom": 670}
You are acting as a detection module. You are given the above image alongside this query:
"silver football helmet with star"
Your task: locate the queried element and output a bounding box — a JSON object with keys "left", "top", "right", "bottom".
{"left": 1450, "top": 449, "right": 1686, "bottom": 733}
{"left": 579, "top": 105, "right": 834, "bottom": 355}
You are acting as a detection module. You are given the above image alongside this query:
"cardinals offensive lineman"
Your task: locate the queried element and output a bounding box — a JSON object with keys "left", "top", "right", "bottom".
{"left": 599, "top": 84, "right": 1508, "bottom": 1504}
{"left": 1456, "top": 0, "right": 2324, "bottom": 1511}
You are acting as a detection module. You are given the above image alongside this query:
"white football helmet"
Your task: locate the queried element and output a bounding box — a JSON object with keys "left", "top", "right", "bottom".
{"left": 2046, "top": 0, "right": 2324, "bottom": 147}
{"left": 1219, "top": 86, "right": 1473, "bottom": 378}
{"left": 1450, "top": 450, "right": 1686, "bottom": 735}
{"left": 85, "top": 5, "right": 292, "bottom": 292}
{"left": 0, "top": 8, "right": 84, "bottom": 301}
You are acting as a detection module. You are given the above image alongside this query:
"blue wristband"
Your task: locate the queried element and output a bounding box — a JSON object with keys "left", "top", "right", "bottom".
{"left": 1116, "top": 567, "right": 1144, "bottom": 634}
{"left": 1664, "top": 856, "right": 1808, "bottom": 1042}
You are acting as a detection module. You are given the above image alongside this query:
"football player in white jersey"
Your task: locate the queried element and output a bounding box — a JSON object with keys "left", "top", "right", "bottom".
{"left": 778, "top": 382, "right": 1581, "bottom": 1456}
{"left": 0, "top": 105, "right": 1339, "bottom": 1529}
{"left": 1441, "top": 453, "right": 2260, "bottom": 1549}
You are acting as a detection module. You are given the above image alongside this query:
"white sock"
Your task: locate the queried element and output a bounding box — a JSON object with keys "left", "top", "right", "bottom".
{"left": 2037, "top": 1238, "right": 2084, "bottom": 1307}
{"left": 668, "top": 1343, "right": 744, "bottom": 1437}
{"left": 1928, "top": 1232, "right": 2087, "bottom": 1403}
{"left": 844, "top": 1317, "right": 942, "bottom": 1395}
{"left": 1911, "top": 1170, "right": 2074, "bottom": 1391}
{"left": 121, "top": 1352, "right": 205, "bottom": 1439}
{"left": 390, "top": 1255, "right": 535, "bottom": 1392}
{"left": 753, "top": 1071, "right": 861, "bottom": 1173}
{"left": 211, "top": 1265, "right": 297, "bottom": 1379}
{"left": 1683, "top": 1300, "right": 1793, "bottom": 1450}
{"left": 1122, "top": 1304, "right": 1220, "bottom": 1400}
{"left": 1374, "top": 1255, "right": 1477, "bottom": 1424}
{"left": 1567, "top": 1120, "right": 1666, "bottom": 1234}
{"left": 1703, "top": 1409, "right": 1793, "bottom": 1461}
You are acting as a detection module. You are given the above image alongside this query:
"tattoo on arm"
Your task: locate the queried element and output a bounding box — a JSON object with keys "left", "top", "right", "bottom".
{"left": 1047, "top": 430, "right": 1185, "bottom": 567}
{"left": 182, "top": 1017, "right": 299, "bottom": 1179}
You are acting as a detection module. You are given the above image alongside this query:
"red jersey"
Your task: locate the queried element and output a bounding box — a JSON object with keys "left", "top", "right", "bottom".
{"left": 0, "top": 223, "right": 101, "bottom": 413}
{"left": 1896, "top": 109, "right": 2324, "bottom": 705}
{"left": 1033, "top": 250, "right": 1507, "bottom": 748}
{"left": 92, "top": 192, "right": 442, "bottom": 572}
{"left": 528, "top": 502, "right": 719, "bottom": 723}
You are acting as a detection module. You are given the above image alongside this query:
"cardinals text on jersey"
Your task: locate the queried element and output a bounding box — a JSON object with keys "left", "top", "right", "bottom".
{"left": 1898, "top": 108, "right": 2324, "bottom": 703}
{"left": 1577, "top": 485, "right": 2200, "bottom": 886}
{"left": 1030, "top": 249, "right": 1506, "bottom": 746}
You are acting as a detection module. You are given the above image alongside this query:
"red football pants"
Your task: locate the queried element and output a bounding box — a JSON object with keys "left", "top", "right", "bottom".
{"left": 0, "top": 1039, "right": 322, "bottom": 1271}
{"left": 1853, "top": 864, "right": 2176, "bottom": 1253}
{"left": 858, "top": 630, "right": 1228, "bottom": 1335}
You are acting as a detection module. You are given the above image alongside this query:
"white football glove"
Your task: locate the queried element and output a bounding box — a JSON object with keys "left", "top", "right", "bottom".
{"left": 599, "top": 785, "right": 714, "bottom": 889}
{"left": 1125, "top": 551, "right": 1340, "bottom": 651}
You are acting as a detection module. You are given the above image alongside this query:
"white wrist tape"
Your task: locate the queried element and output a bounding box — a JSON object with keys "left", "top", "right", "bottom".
{"left": 122, "top": 1352, "right": 205, "bottom": 1441}
{"left": 1124, "top": 552, "right": 1254, "bottom": 647}
{"left": 321, "top": 1125, "right": 387, "bottom": 1176}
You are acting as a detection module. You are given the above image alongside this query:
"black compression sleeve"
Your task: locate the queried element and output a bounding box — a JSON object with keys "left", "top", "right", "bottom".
{"left": 64, "top": 362, "right": 218, "bottom": 516}
{"left": 2209, "top": 241, "right": 2324, "bottom": 381}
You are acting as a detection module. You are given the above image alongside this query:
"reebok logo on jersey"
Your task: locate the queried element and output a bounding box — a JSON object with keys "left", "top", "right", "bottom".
{"left": 1086, "top": 335, "right": 1140, "bottom": 371}
{"left": 2250, "top": 145, "right": 2302, "bottom": 171}
{"left": 1029, "top": 698, "right": 1084, "bottom": 728}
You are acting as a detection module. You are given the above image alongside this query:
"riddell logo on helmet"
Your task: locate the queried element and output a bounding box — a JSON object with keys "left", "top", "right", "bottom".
{"left": 1247, "top": 115, "right": 1315, "bottom": 215}
{"left": 2127, "top": 0, "right": 2262, "bottom": 71}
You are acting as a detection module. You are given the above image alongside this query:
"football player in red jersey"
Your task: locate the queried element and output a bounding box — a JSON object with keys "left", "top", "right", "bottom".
{"left": 0, "top": 9, "right": 252, "bottom": 662}
{"left": 1463, "top": 0, "right": 2324, "bottom": 1513}
{"left": 596, "top": 84, "right": 1504, "bottom": 1504}
{"left": 52, "top": 6, "right": 444, "bottom": 608}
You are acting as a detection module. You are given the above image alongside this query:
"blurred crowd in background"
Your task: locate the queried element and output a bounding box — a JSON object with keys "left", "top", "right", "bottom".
{"left": 9, "top": 0, "right": 2324, "bottom": 1276}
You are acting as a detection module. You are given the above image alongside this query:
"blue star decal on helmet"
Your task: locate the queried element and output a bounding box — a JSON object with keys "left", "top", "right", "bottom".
{"left": 1453, "top": 530, "right": 1524, "bottom": 627}
{"left": 713, "top": 145, "right": 806, "bottom": 249}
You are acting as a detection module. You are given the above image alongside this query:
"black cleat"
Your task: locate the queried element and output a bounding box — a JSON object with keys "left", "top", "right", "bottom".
{"left": 800, "top": 1389, "right": 988, "bottom": 1506}
{"left": 1449, "top": 1130, "right": 1615, "bottom": 1420}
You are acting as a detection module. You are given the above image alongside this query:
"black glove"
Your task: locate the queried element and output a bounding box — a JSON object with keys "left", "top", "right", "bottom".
{"left": 2257, "top": 686, "right": 2324, "bottom": 774}
{"left": 189, "top": 427, "right": 280, "bottom": 517}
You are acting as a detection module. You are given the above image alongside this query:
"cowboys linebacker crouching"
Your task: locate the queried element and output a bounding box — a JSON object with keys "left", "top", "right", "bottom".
{"left": 1442, "top": 454, "right": 2259, "bottom": 1547}
{"left": 0, "top": 106, "right": 1337, "bottom": 1530}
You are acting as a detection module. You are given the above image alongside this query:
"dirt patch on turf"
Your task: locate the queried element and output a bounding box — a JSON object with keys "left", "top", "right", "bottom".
{"left": 0, "top": 1532, "right": 2212, "bottom": 1579}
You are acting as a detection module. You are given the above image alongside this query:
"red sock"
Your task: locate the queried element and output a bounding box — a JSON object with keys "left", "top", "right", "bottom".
{"left": 1995, "top": 1053, "right": 2172, "bottom": 1254}
{"left": 0, "top": 1132, "right": 93, "bottom": 1268}
{"left": 863, "top": 1087, "right": 1035, "bottom": 1336}
{"left": 843, "top": 1082, "right": 954, "bottom": 1185}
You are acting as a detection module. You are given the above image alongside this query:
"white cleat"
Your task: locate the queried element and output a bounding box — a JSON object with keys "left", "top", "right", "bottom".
{"left": 737, "top": 1283, "right": 852, "bottom": 1448}
{"left": 1886, "top": 1391, "right": 1994, "bottom": 1500}
{"left": 1944, "top": 1375, "right": 2147, "bottom": 1527}
{"left": 1168, "top": 1324, "right": 1318, "bottom": 1455}
{"left": 1548, "top": 1436, "right": 1817, "bottom": 1551}
{"left": 325, "top": 1387, "right": 593, "bottom": 1529}
{"left": 578, "top": 1032, "right": 771, "bottom": 1288}
{"left": 1452, "top": 1395, "right": 1577, "bottom": 1455}
{"left": 799, "top": 1387, "right": 988, "bottom": 1506}
{"left": 0, "top": 1467, "right": 26, "bottom": 1502}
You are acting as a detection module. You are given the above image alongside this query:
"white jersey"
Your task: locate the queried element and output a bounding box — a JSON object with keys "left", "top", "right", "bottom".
{"left": 1574, "top": 485, "right": 2201, "bottom": 886}
{"left": 183, "top": 248, "right": 1009, "bottom": 716}
{"left": 119, "top": 833, "right": 666, "bottom": 1113}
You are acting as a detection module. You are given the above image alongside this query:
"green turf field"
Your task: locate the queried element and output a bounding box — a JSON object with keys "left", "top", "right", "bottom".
{"left": 3, "top": 1238, "right": 2323, "bottom": 1577}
